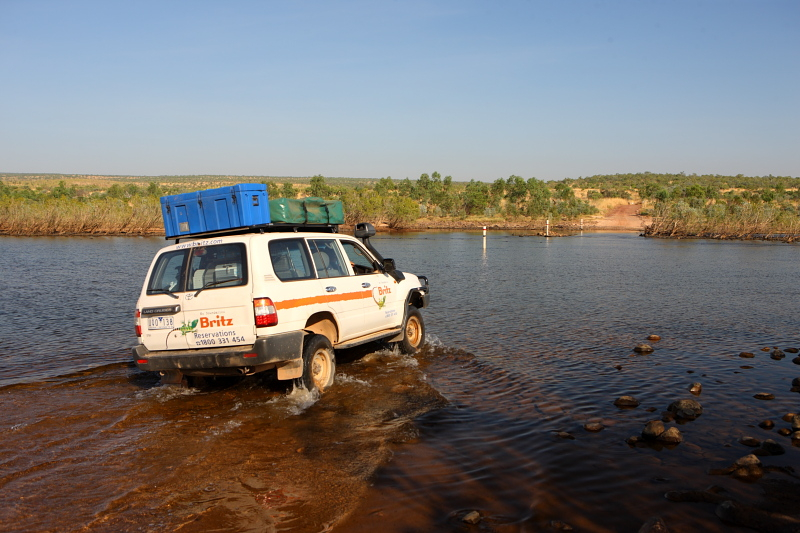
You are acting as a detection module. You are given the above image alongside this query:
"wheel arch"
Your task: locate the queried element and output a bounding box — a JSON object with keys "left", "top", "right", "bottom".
{"left": 406, "top": 289, "right": 426, "bottom": 310}
{"left": 304, "top": 312, "right": 338, "bottom": 344}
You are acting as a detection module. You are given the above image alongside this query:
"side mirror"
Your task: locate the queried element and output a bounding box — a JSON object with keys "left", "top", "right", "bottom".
{"left": 354, "top": 222, "right": 376, "bottom": 239}
{"left": 382, "top": 258, "right": 405, "bottom": 281}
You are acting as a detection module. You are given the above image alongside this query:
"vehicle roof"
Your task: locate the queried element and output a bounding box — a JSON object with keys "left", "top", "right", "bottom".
{"left": 163, "top": 230, "right": 360, "bottom": 250}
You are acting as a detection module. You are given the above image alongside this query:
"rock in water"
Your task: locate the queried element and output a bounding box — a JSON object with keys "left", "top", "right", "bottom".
{"left": 634, "top": 344, "right": 654, "bottom": 353}
{"left": 688, "top": 382, "right": 702, "bottom": 395}
{"left": 642, "top": 420, "right": 666, "bottom": 440}
{"left": 754, "top": 392, "right": 775, "bottom": 400}
{"left": 584, "top": 422, "right": 604, "bottom": 432}
{"left": 715, "top": 500, "right": 800, "bottom": 532}
{"left": 730, "top": 454, "right": 765, "bottom": 480}
{"left": 614, "top": 395, "right": 640, "bottom": 408}
{"left": 734, "top": 454, "right": 762, "bottom": 467}
{"left": 462, "top": 510, "right": 481, "bottom": 524}
{"left": 739, "top": 352, "right": 755, "bottom": 358}
{"left": 638, "top": 516, "right": 669, "bottom": 533}
{"left": 658, "top": 427, "right": 683, "bottom": 444}
{"left": 647, "top": 335, "right": 661, "bottom": 342}
{"left": 667, "top": 399, "right": 703, "bottom": 420}
{"left": 739, "top": 436, "right": 760, "bottom": 447}
{"left": 759, "top": 439, "right": 785, "bottom": 456}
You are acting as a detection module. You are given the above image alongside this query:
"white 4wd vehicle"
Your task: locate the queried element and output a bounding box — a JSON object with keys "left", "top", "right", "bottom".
{"left": 133, "top": 223, "right": 429, "bottom": 391}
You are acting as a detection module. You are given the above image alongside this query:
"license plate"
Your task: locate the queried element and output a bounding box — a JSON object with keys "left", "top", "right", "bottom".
{"left": 147, "top": 316, "right": 175, "bottom": 330}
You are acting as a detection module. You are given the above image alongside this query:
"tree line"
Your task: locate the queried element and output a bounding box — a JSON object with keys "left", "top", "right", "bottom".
{"left": 263, "top": 172, "right": 598, "bottom": 227}
{"left": 1, "top": 171, "right": 798, "bottom": 236}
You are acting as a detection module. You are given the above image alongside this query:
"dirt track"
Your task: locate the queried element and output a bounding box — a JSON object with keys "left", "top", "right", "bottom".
{"left": 589, "top": 203, "right": 650, "bottom": 231}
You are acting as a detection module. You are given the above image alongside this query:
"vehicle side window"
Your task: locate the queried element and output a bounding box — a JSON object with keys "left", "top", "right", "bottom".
{"left": 309, "top": 239, "right": 349, "bottom": 279}
{"left": 187, "top": 243, "right": 247, "bottom": 291}
{"left": 147, "top": 250, "right": 188, "bottom": 294}
{"left": 340, "top": 240, "right": 378, "bottom": 275}
{"left": 269, "top": 239, "right": 314, "bottom": 281}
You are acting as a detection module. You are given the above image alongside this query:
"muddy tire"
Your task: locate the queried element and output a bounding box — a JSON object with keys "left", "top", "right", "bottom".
{"left": 399, "top": 307, "right": 425, "bottom": 354}
{"left": 294, "top": 334, "right": 336, "bottom": 392}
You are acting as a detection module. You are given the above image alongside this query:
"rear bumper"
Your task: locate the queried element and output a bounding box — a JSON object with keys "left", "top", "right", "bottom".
{"left": 132, "top": 330, "right": 305, "bottom": 373}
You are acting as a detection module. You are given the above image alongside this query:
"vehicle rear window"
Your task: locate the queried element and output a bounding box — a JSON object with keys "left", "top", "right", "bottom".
{"left": 269, "top": 239, "right": 314, "bottom": 281}
{"left": 146, "top": 243, "right": 247, "bottom": 294}
{"left": 147, "top": 250, "right": 188, "bottom": 295}
{"left": 187, "top": 243, "right": 247, "bottom": 291}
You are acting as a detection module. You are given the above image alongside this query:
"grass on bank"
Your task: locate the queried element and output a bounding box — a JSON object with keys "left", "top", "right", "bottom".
{"left": 0, "top": 196, "right": 162, "bottom": 235}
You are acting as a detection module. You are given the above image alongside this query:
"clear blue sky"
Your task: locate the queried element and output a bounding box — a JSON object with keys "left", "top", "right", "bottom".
{"left": 1, "top": 0, "right": 798, "bottom": 181}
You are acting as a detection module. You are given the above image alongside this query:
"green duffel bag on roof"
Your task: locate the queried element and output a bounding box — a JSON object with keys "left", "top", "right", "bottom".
{"left": 324, "top": 200, "right": 345, "bottom": 224}
{"left": 304, "top": 197, "right": 328, "bottom": 224}
{"left": 269, "top": 198, "right": 306, "bottom": 224}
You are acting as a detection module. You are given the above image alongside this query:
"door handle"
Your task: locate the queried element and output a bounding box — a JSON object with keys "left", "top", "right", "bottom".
{"left": 362, "top": 282, "right": 371, "bottom": 288}
{"left": 326, "top": 286, "right": 336, "bottom": 292}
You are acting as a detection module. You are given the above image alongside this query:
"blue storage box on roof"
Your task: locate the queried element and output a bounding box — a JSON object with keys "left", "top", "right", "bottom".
{"left": 160, "top": 184, "right": 270, "bottom": 238}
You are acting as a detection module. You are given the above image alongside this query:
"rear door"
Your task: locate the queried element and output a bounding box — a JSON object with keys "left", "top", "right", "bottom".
{"left": 180, "top": 240, "right": 256, "bottom": 349}
{"left": 265, "top": 237, "right": 329, "bottom": 334}
{"left": 139, "top": 248, "right": 192, "bottom": 351}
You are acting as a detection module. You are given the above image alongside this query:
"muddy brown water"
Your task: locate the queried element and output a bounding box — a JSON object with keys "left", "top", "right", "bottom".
{"left": 1, "top": 232, "right": 799, "bottom": 532}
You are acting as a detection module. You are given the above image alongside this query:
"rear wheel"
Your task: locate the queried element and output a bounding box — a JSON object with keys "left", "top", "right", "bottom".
{"left": 159, "top": 370, "right": 185, "bottom": 386}
{"left": 294, "top": 334, "right": 336, "bottom": 392}
{"left": 399, "top": 307, "right": 425, "bottom": 354}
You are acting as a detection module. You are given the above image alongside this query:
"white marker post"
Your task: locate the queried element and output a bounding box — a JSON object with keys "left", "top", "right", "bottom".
{"left": 546, "top": 219, "right": 550, "bottom": 237}
{"left": 482, "top": 226, "right": 487, "bottom": 251}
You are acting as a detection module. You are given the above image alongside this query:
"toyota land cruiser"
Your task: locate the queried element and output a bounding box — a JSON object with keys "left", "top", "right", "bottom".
{"left": 133, "top": 217, "right": 429, "bottom": 392}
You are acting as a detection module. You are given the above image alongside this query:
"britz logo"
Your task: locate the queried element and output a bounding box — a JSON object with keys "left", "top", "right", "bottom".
{"left": 372, "top": 286, "right": 391, "bottom": 308}
{"left": 199, "top": 315, "right": 233, "bottom": 328}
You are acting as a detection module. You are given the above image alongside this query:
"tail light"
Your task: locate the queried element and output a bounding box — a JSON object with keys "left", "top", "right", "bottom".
{"left": 254, "top": 297, "right": 278, "bottom": 327}
{"left": 135, "top": 309, "right": 142, "bottom": 337}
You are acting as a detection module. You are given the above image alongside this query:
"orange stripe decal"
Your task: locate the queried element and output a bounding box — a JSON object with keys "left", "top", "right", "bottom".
{"left": 275, "top": 290, "right": 373, "bottom": 310}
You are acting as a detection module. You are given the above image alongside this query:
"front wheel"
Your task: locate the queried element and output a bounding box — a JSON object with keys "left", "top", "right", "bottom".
{"left": 399, "top": 307, "right": 425, "bottom": 354}
{"left": 294, "top": 334, "right": 336, "bottom": 392}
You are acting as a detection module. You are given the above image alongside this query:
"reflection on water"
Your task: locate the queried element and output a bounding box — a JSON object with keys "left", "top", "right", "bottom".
{"left": 1, "top": 232, "right": 799, "bottom": 532}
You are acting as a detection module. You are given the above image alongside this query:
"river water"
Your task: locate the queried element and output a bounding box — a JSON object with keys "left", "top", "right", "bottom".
{"left": 1, "top": 232, "right": 799, "bottom": 532}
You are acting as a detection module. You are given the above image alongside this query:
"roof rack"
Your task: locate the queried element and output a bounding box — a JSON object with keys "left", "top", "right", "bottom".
{"left": 171, "top": 223, "right": 339, "bottom": 243}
